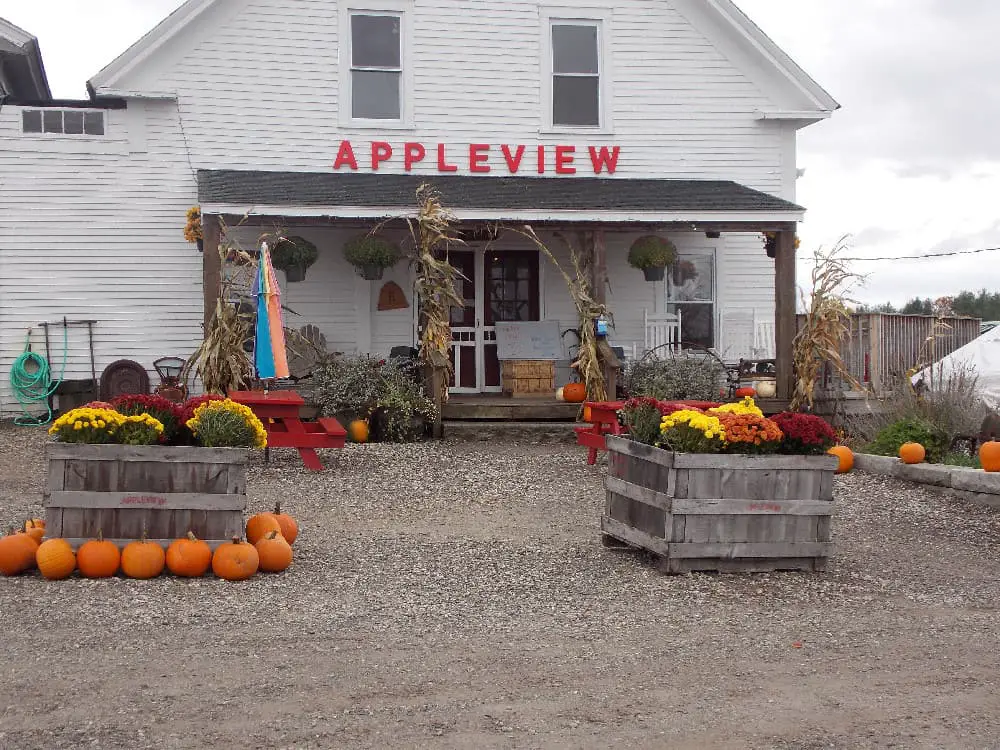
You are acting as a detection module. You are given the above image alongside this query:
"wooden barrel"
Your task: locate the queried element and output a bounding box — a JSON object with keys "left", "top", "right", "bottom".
{"left": 44, "top": 443, "right": 248, "bottom": 549}
{"left": 602, "top": 436, "right": 837, "bottom": 574}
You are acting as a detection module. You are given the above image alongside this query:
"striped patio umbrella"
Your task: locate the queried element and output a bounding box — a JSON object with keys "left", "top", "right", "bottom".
{"left": 253, "top": 241, "right": 290, "bottom": 381}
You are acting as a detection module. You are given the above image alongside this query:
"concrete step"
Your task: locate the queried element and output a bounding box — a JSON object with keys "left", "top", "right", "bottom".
{"left": 442, "top": 420, "right": 579, "bottom": 444}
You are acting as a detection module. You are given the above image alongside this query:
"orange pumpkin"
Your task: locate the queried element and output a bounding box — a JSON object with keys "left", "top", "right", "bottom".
{"left": 563, "top": 382, "right": 587, "bottom": 403}
{"left": 0, "top": 527, "right": 39, "bottom": 576}
{"left": 582, "top": 406, "right": 593, "bottom": 423}
{"left": 899, "top": 442, "right": 926, "bottom": 464}
{"left": 978, "top": 440, "right": 1000, "bottom": 472}
{"left": 35, "top": 538, "right": 76, "bottom": 580}
{"left": 348, "top": 419, "right": 370, "bottom": 443}
{"left": 166, "top": 532, "right": 212, "bottom": 577}
{"left": 256, "top": 530, "right": 293, "bottom": 573}
{"left": 23, "top": 519, "right": 45, "bottom": 544}
{"left": 271, "top": 503, "right": 298, "bottom": 545}
{"left": 120, "top": 535, "right": 166, "bottom": 579}
{"left": 212, "top": 537, "right": 259, "bottom": 581}
{"left": 827, "top": 445, "right": 854, "bottom": 474}
{"left": 734, "top": 387, "right": 756, "bottom": 399}
{"left": 77, "top": 530, "right": 121, "bottom": 578}
{"left": 246, "top": 512, "right": 283, "bottom": 544}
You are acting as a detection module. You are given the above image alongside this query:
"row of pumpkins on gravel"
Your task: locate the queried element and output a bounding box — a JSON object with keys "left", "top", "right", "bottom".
{"left": 0, "top": 505, "right": 298, "bottom": 581}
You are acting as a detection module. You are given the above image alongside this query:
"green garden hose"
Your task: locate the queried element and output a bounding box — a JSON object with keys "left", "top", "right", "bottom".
{"left": 10, "top": 327, "right": 68, "bottom": 426}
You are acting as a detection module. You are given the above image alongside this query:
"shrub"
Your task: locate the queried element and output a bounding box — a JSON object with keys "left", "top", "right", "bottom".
{"left": 343, "top": 235, "right": 401, "bottom": 270}
{"left": 311, "top": 355, "right": 437, "bottom": 442}
{"left": 624, "top": 355, "right": 724, "bottom": 402}
{"left": 115, "top": 414, "right": 165, "bottom": 446}
{"left": 865, "top": 417, "right": 949, "bottom": 463}
{"left": 272, "top": 235, "right": 319, "bottom": 271}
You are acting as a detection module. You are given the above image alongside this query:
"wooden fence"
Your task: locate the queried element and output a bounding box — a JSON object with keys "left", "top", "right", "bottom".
{"left": 797, "top": 313, "right": 981, "bottom": 396}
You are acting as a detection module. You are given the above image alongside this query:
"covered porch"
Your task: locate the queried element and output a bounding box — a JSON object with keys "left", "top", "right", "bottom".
{"left": 196, "top": 170, "right": 802, "bottom": 403}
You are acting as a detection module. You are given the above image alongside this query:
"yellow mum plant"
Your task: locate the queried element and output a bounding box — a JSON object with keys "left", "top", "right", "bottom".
{"left": 709, "top": 396, "right": 764, "bottom": 417}
{"left": 48, "top": 407, "right": 125, "bottom": 444}
{"left": 660, "top": 409, "right": 727, "bottom": 453}
{"left": 186, "top": 398, "right": 267, "bottom": 448}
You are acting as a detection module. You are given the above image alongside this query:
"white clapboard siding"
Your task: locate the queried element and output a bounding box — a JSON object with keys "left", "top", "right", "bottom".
{"left": 135, "top": 0, "right": 789, "bottom": 189}
{"left": 0, "top": 102, "right": 204, "bottom": 417}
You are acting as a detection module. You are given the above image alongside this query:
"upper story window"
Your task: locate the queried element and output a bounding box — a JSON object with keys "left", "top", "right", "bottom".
{"left": 551, "top": 22, "right": 601, "bottom": 128}
{"left": 350, "top": 13, "right": 402, "bottom": 120}
{"left": 22, "top": 109, "right": 105, "bottom": 136}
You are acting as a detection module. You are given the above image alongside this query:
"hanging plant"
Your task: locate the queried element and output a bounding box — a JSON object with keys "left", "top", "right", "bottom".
{"left": 272, "top": 235, "right": 319, "bottom": 282}
{"left": 343, "top": 234, "right": 402, "bottom": 280}
{"left": 184, "top": 206, "right": 204, "bottom": 251}
{"left": 627, "top": 235, "right": 677, "bottom": 282}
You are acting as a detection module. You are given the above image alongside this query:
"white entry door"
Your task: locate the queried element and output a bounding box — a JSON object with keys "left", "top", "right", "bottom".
{"left": 448, "top": 249, "right": 541, "bottom": 394}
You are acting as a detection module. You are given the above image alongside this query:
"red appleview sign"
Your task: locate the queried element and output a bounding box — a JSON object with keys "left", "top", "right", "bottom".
{"left": 332, "top": 140, "right": 621, "bottom": 175}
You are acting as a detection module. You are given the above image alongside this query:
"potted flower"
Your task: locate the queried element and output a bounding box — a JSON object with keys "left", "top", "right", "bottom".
{"left": 343, "top": 234, "right": 402, "bottom": 281}
{"left": 603, "top": 397, "right": 839, "bottom": 574}
{"left": 271, "top": 235, "right": 319, "bottom": 282}
{"left": 184, "top": 207, "right": 203, "bottom": 252}
{"left": 628, "top": 235, "right": 677, "bottom": 282}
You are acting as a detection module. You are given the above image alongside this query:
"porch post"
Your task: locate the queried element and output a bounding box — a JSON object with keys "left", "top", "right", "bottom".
{"left": 774, "top": 227, "right": 797, "bottom": 401}
{"left": 591, "top": 229, "right": 607, "bottom": 305}
{"left": 202, "top": 213, "right": 222, "bottom": 330}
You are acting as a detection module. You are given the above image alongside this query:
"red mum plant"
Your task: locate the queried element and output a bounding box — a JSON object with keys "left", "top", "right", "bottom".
{"left": 771, "top": 412, "right": 837, "bottom": 455}
{"left": 618, "top": 397, "right": 699, "bottom": 445}
{"left": 111, "top": 394, "right": 184, "bottom": 442}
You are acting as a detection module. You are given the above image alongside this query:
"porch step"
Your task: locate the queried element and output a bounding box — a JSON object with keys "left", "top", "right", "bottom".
{"left": 442, "top": 399, "right": 579, "bottom": 421}
{"left": 443, "top": 420, "right": 578, "bottom": 444}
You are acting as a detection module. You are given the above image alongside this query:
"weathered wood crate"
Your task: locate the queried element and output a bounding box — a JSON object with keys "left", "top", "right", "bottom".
{"left": 44, "top": 443, "right": 248, "bottom": 549}
{"left": 602, "top": 436, "right": 837, "bottom": 574}
{"left": 501, "top": 359, "right": 555, "bottom": 398}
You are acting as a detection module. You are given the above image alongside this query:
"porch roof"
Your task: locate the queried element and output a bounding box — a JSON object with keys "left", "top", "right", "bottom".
{"left": 197, "top": 170, "right": 804, "bottom": 226}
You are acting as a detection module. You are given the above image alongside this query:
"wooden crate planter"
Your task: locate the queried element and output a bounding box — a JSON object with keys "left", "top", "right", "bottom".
{"left": 601, "top": 436, "right": 837, "bottom": 574}
{"left": 44, "top": 443, "right": 248, "bottom": 549}
{"left": 501, "top": 360, "right": 555, "bottom": 398}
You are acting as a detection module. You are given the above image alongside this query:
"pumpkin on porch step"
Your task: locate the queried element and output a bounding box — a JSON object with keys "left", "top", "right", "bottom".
{"left": 734, "top": 387, "right": 756, "bottom": 399}
{"left": 563, "top": 382, "right": 587, "bottom": 403}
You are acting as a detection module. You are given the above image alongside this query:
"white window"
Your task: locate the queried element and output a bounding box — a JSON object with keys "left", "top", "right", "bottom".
{"left": 350, "top": 13, "right": 402, "bottom": 120}
{"left": 551, "top": 22, "right": 601, "bottom": 128}
{"left": 666, "top": 253, "right": 716, "bottom": 349}
{"left": 22, "top": 109, "right": 105, "bottom": 136}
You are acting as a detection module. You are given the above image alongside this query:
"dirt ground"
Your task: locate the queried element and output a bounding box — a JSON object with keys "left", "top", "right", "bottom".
{"left": 1, "top": 424, "right": 998, "bottom": 750}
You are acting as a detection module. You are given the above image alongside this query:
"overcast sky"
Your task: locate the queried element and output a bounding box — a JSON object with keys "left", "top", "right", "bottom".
{"left": 5, "top": 0, "right": 999, "bottom": 308}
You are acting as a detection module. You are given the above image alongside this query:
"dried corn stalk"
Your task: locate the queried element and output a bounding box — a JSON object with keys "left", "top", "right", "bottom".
{"left": 408, "top": 184, "right": 465, "bottom": 406}
{"left": 791, "top": 237, "right": 865, "bottom": 411}
{"left": 518, "top": 226, "right": 609, "bottom": 402}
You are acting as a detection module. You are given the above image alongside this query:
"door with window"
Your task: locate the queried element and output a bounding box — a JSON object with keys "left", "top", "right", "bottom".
{"left": 448, "top": 250, "right": 540, "bottom": 393}
{"left": 665, "top": 252, "right": 716, "bottom": 349}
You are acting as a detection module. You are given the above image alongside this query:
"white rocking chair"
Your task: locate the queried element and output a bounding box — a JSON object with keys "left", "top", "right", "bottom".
{"left": 643, "top": 309, "right": 682, "bottom": 356}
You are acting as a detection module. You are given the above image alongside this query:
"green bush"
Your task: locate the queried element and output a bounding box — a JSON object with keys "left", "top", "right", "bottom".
{"left": 624, "top": 355, "right": 724, "bottom": 402}
{"left": 941, "top": 451, "right": 980, "bottom": 469}
{"left": 627, "top": 235, "right": 677, "bottom": 271}
{"left": 864, "top": 417, "right": 950, "bottom": 463}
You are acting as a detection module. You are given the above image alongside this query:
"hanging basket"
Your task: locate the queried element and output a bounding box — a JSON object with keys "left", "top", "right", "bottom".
{"left": 284, "top": 263, "right": 307, "bottom": 283}
{"left": 642, "top": 266, "right": 665, "bottom": 282}
{"left": 360, "top": 264, "right": 384, "bottom": 281}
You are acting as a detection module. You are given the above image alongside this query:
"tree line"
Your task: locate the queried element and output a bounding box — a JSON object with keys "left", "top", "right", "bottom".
{"left": 855, "top": 289, "right": 1000, "bottom": 320}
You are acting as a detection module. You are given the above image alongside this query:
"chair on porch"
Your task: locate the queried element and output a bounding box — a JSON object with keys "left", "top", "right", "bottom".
{"left": 753, "top": 313, "right": 776, "bottom": 359}
{"left": 643, "top": 309, "right": 682, "bottom": 356}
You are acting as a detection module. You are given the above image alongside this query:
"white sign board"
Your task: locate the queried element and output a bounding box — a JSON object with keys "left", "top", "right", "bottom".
{"left": 494, "top": 321, "right": 563, "bottom": 360}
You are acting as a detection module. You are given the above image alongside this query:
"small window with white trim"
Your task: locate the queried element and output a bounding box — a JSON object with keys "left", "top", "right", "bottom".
{"left": 666, "top": 252, "right": 717, "bottom": 349}
{"left": 22, "top": 109, "right": 105, "bottom": 136}
{"left": 551, "top": 22, "right": 601, "bottom": 127}
{"left": 350, "top": 13, "right": 402, "bottom": 120}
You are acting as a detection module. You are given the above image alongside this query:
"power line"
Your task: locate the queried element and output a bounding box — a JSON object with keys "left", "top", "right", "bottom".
{"left": 839, "top": 246, "right": 1000, "bottom": 262}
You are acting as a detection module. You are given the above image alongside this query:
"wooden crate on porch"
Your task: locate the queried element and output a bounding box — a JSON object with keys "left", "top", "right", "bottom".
{"left": 501, "top": 360, "right": 555, "bottom": 398}
{"left": 44, "top": 443, "right": 248, "bottom": 549}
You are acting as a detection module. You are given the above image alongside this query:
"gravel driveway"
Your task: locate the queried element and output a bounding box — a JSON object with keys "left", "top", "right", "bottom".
{"left": 1, "top": 424, "right": 998, "bottom": 750}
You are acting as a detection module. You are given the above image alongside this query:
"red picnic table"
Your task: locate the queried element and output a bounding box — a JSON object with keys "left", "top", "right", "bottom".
{"left": 574, "top": 399, "right": 723, "bottom": 465}
{"left": 228, "top": 390, "right": 347, "bottom": 471}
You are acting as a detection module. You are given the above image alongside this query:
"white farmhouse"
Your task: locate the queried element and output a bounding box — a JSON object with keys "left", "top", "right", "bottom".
{"left": 0, "top": 0, "right": 836, "bottom": 415}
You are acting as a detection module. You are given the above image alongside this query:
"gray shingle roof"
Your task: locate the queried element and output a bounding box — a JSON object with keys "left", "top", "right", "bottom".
{"left": 197, "top": 170, "right": 803, "bottom": 214}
